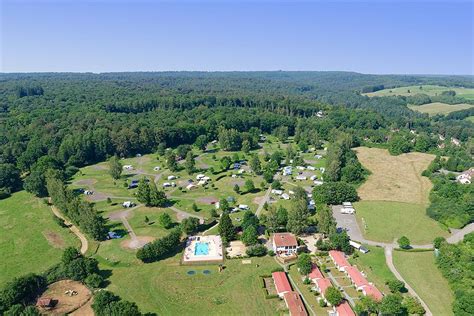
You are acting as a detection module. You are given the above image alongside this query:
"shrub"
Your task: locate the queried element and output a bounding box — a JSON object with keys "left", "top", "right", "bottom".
{"left": 85, "top": 273, "right": 104, "bottom": 288}
{"left": 246, "top": 244, "right": 268, "bottom": 257}
{"left": 268, "top": 250, "right": 275, "bottom": 257}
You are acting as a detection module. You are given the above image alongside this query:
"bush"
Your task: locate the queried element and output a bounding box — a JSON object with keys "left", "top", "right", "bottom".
{"left": 85, "top": 273, "right": 104, "bottom": 288}
{"left": 386, "top": 279, "right": 405, "bottom": 293}
{"left": 397, "top": 236, "right": 411, "bottom": 249}
{"left": 268, "top": 250, "right": 275, "bottom": 257}
{"left": 246, "top": 244, "right": 268, "bottom": 257}
{"left": 271, "top": 267, "right": 284, "bottom": 273}
{"left": 319, "top": 299, "right": 327, "bottom": 307}
{"left": 137, "top": 228, "right": 182, "bottom": 263}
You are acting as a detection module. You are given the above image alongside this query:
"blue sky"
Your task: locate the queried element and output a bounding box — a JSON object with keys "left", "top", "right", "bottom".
{"left": 1, "top": 0, "right": 473, "bottom": 74}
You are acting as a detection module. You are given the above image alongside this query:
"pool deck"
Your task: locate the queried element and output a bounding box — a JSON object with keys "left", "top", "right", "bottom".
{"left": 182, "top": 235, "right": 224, "bottom": 264}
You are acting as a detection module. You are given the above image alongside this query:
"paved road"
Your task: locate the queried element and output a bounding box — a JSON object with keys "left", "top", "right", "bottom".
{"left": 49, "top": 202, "right": 89, "bottom": 254}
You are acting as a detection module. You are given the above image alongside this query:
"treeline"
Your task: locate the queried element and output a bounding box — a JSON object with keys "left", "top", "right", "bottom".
{"left": 407, "top": 93, "right": 474, "bottom": 106}
{"left": 426, "top": 173, "right": 473, "bottom": 228}
{"left": 435, "top": 234, "right": 474, "bottom": 316}
{"left": 361, "top": 84, "right": 385, "bottom": 93}
{"left": 325, "top": 132, "right": 367, "bottom": 183}
{"left": 46, "top": 175, "right": 107, "bottom": 240}
{"left": 136, "top": 228, "right": 182, "bottom": 263}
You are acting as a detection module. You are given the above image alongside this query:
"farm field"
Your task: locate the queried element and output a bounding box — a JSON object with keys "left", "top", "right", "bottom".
{"left": 0, "top": 191, "right": 79, "bottom": 286}
{"left": 363, "top": 85, "right": 474, "bottom": 100}
{"left": 353, "top": 147, "right": 449, "bottom": 244}
{"left": 104, "top": 255, "right": 283, "bottom": 315}
{"left": 408, "top": 102, "right": 474, "bottom": 116}
{"left": 393, "top": 251, "right": 454, "bottom": 316}
{"left": 354, "top": 201, "right": 448, "bottom": 244}
{"left": 348, "top": 245, "right": 395, "bottom": 293}
{"left": 355, "top": 147, "right": 434, "bottom": 204}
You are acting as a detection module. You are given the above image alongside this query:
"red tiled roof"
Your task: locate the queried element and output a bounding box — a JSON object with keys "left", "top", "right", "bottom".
{"left": 316, "top": 278, "right": 332, "bottom": 295}
{"left": 273, "top": 233, "right": 298, "bottom": 247}
{"left": 272, "top": 271, "right": 292, "bottom": 295}
{"left": 283, "top": 291, "right": 308, "bottom": 316}
{"left": 329, "top": 250, "right": 350, "bottom": 268}
{"left": 336, "top": 301, "right": 356, "bottom": 316}
{"left": 308, "top": 265, "right": 324, "bottom": 280}
{"left": 362, "top": 284, "right": 383, "bottom": 301}
{"left": 345, "top": 266, "right": 369, "bottom": 288}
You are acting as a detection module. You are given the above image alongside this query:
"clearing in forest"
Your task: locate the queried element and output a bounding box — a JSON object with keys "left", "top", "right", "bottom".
{"left": 355, "top": 147, "right": 434, "bottom": 205}
{"left": 408, "top": 102, "right": 474, "bottom": 116}
{"left": 363, "top": 84, "right": 474, "bottom": 100}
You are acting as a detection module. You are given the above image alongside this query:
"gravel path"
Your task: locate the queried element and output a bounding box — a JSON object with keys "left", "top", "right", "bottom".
{"left": 49, "top": 201, "right": 88, "bottom": 254}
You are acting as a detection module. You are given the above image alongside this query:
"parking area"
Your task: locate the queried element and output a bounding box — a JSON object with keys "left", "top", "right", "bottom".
{"left": 332, "top": 205, "right": 364, "bottom": 242}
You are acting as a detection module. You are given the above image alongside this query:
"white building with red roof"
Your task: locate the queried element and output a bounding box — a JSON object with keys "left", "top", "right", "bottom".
{"left": 329, "top": 250, "right": 350, "bottom": 272}
{"left": 361, "top": 284, "right": 383, "bottom": 301}
{"left": 329, "top": 301, "right": 356, "bottom": 316}
{"left": 308, "top": 265, "right": 324, "bottom": 281}
{"left": 283, "top": 291, "right": 308, "bottom": 316}
{"left": 345, "top": 266, "right": 369, "bottom": 290}
{"left": 272, "top": 233, "right": 298, "bottom": 255}
{"left": 315, "top": 278, "right": 333, "bottom": 304}
{"left": 272, "top": 271, "right": 292, "bottom": 298}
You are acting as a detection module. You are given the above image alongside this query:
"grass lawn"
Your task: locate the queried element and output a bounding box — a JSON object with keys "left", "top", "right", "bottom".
{"left": 393, "top": 251, "right": 454, "bottom": 316}
{"left": 363, "top": 85, "right": 474, "bottom": 100}
{"left": 465, "top": 116, "right": 474, "bottom": 123}
{"left": 408, "top": 103, "right": 474, "bottom": 116}
{"left": 104, "top": 255, "right": 283, "bottom": 315}
{"left": 349, "top": 246, "right": 395, "bottom": 293}
{"left": 355, "top": 201, "right": 448, "bottom": 244}
{"left": 0, "top": 191, "right": 79, "bottom": 286}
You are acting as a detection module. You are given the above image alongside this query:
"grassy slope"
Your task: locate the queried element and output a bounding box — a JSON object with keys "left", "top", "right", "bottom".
{"left": 104, "top": 255, "right": 282, "bottom": 315}
{"left": 393, "top": 251, "right": 454, "bottom": 316}
{"left": 465, "top": 116, "right": 474, "bottom": 123}
{"left": 348, "top": 246, "right": 395, "bottom": 293}
{"left": 355, "top": 201, "right": 448, "bottom": 244}
{"left": 0, "top": 191, "right": 79, "bottom": 285}
{"left": 408, "top": 103, "right": 474, "bottom": 116}
{"left": 364, "top": 85, "right": 474, "bottom": 100}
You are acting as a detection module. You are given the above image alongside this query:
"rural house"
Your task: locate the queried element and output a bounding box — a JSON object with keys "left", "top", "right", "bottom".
{"left": 272, "top": 271, "right": 292, "bottom": 298}
{"left": 272, "top": 233, "right": 298, "bottom": 255}
{"left": 283, "top": 291, "right": 308, "bottom": 316}
{"left": 329, "top": 250, "right": 350, "bottom": 272}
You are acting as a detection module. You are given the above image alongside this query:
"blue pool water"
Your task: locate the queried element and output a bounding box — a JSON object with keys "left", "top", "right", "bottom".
{"left": 194, "top": 242, "right": 209, "bottom": 255}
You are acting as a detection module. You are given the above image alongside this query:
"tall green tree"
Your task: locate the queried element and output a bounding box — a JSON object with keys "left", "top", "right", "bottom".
{"left": 218, "top": 211, "right": 235, "bottom": 243}
{"left": 108, "top": 155, "right": 122, "bottom": 180}
{"left": 286, "top": 199, "right": 309, "bottom": 235}
{"left": 185, "top": 151, "right": 195, "bottom": 174}
{"left": 137, "top": 178, "right": 151, "bottom": 205}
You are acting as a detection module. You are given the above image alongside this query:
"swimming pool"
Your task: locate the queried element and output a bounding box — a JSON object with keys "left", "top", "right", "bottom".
{"left": 194, "top": 242, "right": 209, "bottom": 255}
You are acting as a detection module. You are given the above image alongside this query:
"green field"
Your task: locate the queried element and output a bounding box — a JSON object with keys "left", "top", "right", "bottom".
{"left": 355, "top": 201, "right": 449, "bottom": 244}
{"left": 104, "top": 255, "right": 283, "bottom": 315}
{"left": 465, "top": 116, "right": 474, "bottom": 123}
{"left": 393, "top": 251, "right": 454, "bottom": 316}
{"left": 0, "top": 192, "right": 79, "bottom": 285}
{"left": 364, "top": 85, "right": 474, "bottom": 100}
{"left": 408, "top": 102, "right": 474, "bottom": 116}
{"left": 349, "top": 246, "right": 395, "bottom": 293}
